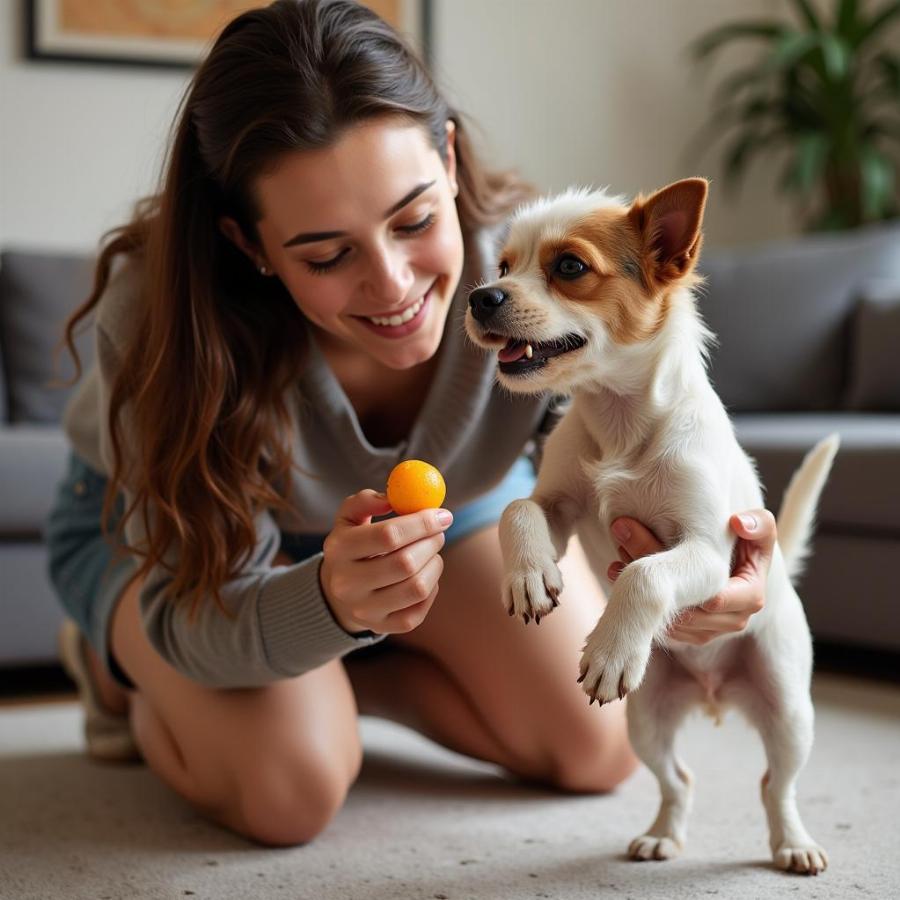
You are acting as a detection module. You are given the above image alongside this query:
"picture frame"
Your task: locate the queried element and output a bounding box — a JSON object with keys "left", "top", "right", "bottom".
{"left": 24, "top": 0, "right": 432, "bottom": 70}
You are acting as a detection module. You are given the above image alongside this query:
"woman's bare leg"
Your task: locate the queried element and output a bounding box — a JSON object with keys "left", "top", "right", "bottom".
{"left": 108, "top": 569, "right": 363, "bottom": 847}
{"left": 346, "top": 644, "right": 515, "bottom": 766}
{"left": 95, "top": 532, "right": 633, "bottom": 846}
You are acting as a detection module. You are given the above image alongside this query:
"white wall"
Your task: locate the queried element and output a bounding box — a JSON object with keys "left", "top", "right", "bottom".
{"left": 433, "top": 0, "right": 793, "bottom": 247}
{"left": 0, "top": 0, "right": 192, "bottom": 252}
{"left": 1, "top": 0, "right": 794, "bottom": 253}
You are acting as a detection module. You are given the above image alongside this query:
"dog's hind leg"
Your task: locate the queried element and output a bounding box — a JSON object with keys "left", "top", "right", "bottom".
{"left": 626, "top": 654, "right": 703, "bottom": 861}
{"left": 726, "top": 642, "right": 828, "bottom": 875}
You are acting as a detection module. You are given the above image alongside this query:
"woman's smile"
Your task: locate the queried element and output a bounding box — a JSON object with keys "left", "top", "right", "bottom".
{"left": 352, "top": 279, "right": 438, "bottom": 339}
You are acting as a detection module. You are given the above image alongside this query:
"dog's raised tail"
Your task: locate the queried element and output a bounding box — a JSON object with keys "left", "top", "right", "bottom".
{"left": 776, "top": 433, "right": 840, "bottom": 584}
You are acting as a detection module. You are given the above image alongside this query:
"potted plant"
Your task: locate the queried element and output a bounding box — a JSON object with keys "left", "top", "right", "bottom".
{"left": 692, "top": 0, "right": 900, "bottom": 230}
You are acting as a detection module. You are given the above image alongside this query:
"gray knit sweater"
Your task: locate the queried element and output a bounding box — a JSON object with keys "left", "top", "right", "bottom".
{"left": 62, "top": 227, "right": 553, "bottom": 687}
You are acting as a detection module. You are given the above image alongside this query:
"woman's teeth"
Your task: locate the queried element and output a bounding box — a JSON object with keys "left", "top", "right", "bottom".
{"left": 366, "top": 296, "right": 425, "bottom": 327}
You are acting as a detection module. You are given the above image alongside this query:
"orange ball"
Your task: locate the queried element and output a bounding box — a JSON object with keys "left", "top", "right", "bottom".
{"left": 386, "top": 460, "right": 447, "bottom": 515}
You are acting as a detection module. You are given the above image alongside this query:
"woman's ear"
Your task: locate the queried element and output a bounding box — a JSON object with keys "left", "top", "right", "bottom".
{"left": 218, "top": 215, "right": 270, "bottom": 272}
{"left": 445, "top": 119, "right": 459, "bottom": 198}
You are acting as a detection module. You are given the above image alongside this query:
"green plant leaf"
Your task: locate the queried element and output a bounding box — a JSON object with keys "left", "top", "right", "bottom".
{"left": 787, "top": 133, "right": 831, "bottom": 191}
{"left": 690, "top": 0, "right": 900, "bottom": 231}
{"left": 763, "top": 31, "right": 820, "bottom": 74}
{"left": 812, "top": 207, "right": 854, "bottom": 231}
{"left": 779, "top": 80, "right": 827, "bottom": 131}
{"left": 860, "top": 147, "right": 896, "bottom": 219}
{"left": 820, "top": 33, "right": 851, "bottom": 82}
{"left": 837, "top": 0, "right": 862, "bottom": 42}
{"left": 711, "top": 63, "right": 772, "bottom": 106}
{"left": 691, "top": 22, "right": 784, "bottom": 60}
{"left": 789, "top": 0, "right": 823, "bottom": 30}
{"left": 858, "top": 0, "right": 900, "bottom": 47}
{"left": 873, "top": 51, "right": 900, "bottom": 97}
{"left": 864, "top": 119, "right": 900, "bottom": 144}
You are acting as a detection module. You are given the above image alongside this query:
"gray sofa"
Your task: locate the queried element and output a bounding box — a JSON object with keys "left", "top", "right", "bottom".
{"left": 1, "top": 222, "right": 899, "bottom": 669}
{"left": 699, "top": 221, "right": 900, "bottom": 653}
{"left": 0, "top": 250, "right": 94, "bottom": 666}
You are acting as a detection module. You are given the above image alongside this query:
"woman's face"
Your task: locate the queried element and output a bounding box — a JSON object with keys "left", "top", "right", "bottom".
{"left": 230, "top": 117, "right": 465, "bottom": 371}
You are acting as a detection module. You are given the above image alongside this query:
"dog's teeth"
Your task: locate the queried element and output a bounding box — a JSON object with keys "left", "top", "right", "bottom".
{"left": 525, "top": 344, "right": 533, "bottom": 359}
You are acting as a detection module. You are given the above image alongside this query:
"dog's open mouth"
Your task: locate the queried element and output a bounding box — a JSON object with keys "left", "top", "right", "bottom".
{"left": 491, "top": 333, "right": 587, "bottom": 374}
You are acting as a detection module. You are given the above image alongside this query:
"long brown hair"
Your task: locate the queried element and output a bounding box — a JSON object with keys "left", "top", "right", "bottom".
{"left": 62, "top": 0, "right": 532, "bottom": 618}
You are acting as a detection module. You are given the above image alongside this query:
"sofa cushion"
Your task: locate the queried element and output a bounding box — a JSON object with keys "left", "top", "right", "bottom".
{"left": 698, "top": 221, "right": 900, "bottom": 412}
{"left": 844, "top": 281, "right": 900, "bottom": 411}
{"left": 0, "top": 249, "right": 95, "bottom": 424}
{"left": 0, "top": 425, "right": 70, "bottom": 535}
{"left": 733, "top": 413, "right": 900, "bottom": 533}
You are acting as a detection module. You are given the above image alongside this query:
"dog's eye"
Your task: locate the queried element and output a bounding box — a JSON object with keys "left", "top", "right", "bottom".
{"left": 554, "top": 254, "right": 588, "bottom": 280}
{"left": 498, "top": 261, "right": 509, "bottom": 278}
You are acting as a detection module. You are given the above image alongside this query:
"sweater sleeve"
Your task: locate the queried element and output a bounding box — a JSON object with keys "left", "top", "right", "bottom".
{"left": 136, "top": 518, "right": 384, "bottom": 688}
{"left": 92, "top": 298, "right": 383, "bottom": 687}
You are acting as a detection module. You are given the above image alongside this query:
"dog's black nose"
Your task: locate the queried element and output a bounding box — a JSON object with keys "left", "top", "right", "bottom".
{"left": 468, "top": 286, "right": 507, "bottom": 323}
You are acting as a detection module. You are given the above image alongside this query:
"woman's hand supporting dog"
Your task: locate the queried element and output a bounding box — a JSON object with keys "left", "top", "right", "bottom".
{"left": 606, "top": 509, "right": 776, "bottom": 645}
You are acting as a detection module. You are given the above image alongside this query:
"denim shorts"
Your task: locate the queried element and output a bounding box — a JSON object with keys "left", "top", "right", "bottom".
{"left": 46, "top": 452, "right": 537, "bottom": 679}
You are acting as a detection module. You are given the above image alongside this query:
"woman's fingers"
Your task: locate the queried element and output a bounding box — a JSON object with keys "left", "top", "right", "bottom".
{"left": 610, "top": 508, "right": 777, "bottom": 642}
{"left": 334, "top": 489, "right": 395, "bottom": 528}
{"left": 729, "top": 507, "right": 777, "bottom": 558}
{"left": 667, "top": 626, "right": 721, "bottom": 646}
{"left": 341, "top": 506, "right": 453, "bottom": 560}
{"left": 667, "top": 607, "right": 751, "bottom": 644}
{"left": 377, "top": 555, "right": 444, "bottom": 632}
{"left": 611, "top": 517, "right": 664, "bottom": 561}
{"left": 727, "top": 508, "right": 777, "bottom": 589}
{"left": 358, "top": 531, "right": 446, "bottom": 590}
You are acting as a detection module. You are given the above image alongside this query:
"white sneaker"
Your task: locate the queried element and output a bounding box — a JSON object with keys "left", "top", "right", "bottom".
{"left": 57, "top": 619, "right": 142, "bottom": 763}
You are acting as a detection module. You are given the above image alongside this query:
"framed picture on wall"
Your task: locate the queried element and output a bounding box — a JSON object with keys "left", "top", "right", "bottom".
{"left": 25, "top": 0, "right": 432, "bottom": 69}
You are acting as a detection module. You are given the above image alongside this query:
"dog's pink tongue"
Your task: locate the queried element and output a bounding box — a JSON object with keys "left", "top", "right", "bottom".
{"left": 498, "top": 341, "right": 529, "bottom": 363}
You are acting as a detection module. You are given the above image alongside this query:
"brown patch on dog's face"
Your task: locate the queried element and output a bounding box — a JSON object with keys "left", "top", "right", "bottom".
{"left": 542, "top": 209, "right": 671, "bottom": 345}
{"left": 530, "top": 179, "right": 707, "bottom": 347}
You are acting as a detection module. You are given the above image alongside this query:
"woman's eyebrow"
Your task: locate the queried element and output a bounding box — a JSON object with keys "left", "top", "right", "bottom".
{"left": 282, "top": 180, "right": 437, "bottom": 248}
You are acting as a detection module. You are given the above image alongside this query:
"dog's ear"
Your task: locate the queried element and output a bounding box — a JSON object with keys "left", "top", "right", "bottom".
{"left": 628, "top": 178, "right": 707, "bottom": 285}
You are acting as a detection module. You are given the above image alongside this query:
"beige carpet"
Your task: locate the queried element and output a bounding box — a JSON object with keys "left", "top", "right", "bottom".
{"left": 0, "top": 672, "right": 898, "bottom": 900}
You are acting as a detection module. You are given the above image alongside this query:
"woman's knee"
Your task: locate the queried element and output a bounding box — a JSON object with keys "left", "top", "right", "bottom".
{"left": 232, "top": 740, "right": 362, "bottom": 846}
{"left": 546, "top": 735, "right": 640, "bottom": 793}
{"left": 516, "top": 707, "right": 640, "bottom": 794}
{"left": 133, "top": 691, "right": 363, "bottom": 847}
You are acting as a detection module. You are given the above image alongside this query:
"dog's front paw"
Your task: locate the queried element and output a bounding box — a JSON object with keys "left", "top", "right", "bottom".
{"left": 628, "top": 833, "right": 682, "bottom": 862}
{"left": 502, "top": 557, "right": 563, "bottom": 625}
{"left": 773, "top": 841, "right": 829, "bottom": 876}
{"left": 578, "top": 619, "right": 652, "bottom": 704}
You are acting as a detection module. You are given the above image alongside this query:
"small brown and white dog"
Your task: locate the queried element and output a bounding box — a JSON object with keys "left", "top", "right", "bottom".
{"left": 465, "top": 178, "right": 837, "bottom": 875}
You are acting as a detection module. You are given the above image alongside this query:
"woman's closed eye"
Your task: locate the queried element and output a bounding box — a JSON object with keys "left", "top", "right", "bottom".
{"left": 397, "top": 211, "right": 435, "bottom": 235}
{"left": 304, "top": 212, "right": 437, "bottom": 275}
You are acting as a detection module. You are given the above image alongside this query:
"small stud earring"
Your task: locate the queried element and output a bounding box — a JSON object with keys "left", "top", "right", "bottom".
{"left": 258, "top": 264, "right": 269, "bottom": 275}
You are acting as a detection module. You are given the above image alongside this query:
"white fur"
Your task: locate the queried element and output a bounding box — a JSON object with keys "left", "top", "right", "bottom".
{"left": 468, "top": 187, "right": 838, "bottom": 874}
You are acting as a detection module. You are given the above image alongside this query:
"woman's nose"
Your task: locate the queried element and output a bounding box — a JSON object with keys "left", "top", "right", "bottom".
{"left": 364, "top": 242, "right": 415, "bottom": 304}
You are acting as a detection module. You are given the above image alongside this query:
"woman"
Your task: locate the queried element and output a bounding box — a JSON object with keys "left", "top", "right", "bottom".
{"left": 48, "top": 0, "right": 775, "bottom": 847}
